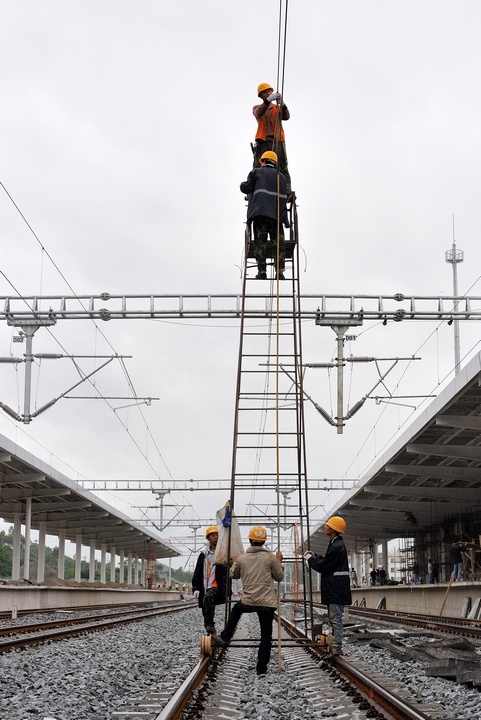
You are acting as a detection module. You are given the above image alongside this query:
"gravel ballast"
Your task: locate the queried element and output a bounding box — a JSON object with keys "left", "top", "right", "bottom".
{"left": 1, "top": 607, "right": 480, "bottom": 719}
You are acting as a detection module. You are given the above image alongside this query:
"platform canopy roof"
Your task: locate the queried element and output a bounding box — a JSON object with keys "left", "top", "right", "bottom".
{"left": 0, "top": 433, "right": 179, "bottom": 559}
{"left": 310, "top": 351, "right": 481, "bottom": 554}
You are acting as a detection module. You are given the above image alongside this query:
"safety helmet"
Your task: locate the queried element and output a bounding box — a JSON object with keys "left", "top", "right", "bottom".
{"left": 205, "top": 525, "right": 218, "bottom": 538}
{"left": 248, "top": 526, "right": 267, "bottom": 542}
{"left": 257, "top": 82, "right": 273, "bottom": 97}
{"left": 260, "top": 150, "right": 278, "bottom": 165}
{"left": 325, "top": 516, "right": 346, "bottom": 534}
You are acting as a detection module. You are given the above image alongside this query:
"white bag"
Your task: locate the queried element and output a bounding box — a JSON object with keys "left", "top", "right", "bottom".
{"left": 213, "top": 501, "right": 245, "bottom": 565}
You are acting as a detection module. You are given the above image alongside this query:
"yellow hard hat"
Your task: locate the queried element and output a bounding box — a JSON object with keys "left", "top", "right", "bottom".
{"left": 325, "top": 516, "right": 346, "bottom": 534}
{"left": 248, "top": 526, "right": 267, "bottom": 542}
{"left": 205, "top": 525, "right": 218, "bottom": 538}
{"left": 257, "top": 82, "right": 273, "bottom": 97}
{"left": 260, "top": 150, "right": 278, "bottom": 164}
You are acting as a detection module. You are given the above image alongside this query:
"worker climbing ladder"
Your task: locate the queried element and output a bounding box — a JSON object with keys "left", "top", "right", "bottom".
{"left": 228, "top": 194, "right": 314, "bottom": 653}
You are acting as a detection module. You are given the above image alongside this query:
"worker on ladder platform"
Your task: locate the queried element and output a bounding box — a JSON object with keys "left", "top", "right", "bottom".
{"left": 253, "top": 82, "right": 291, "bottom": 194}
{"left": 240, "top": 150, "right": 289, "bottom": 280}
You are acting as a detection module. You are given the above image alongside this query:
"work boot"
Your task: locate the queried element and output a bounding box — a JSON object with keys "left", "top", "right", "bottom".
{"left": 276, "top": 273, "right": 285, "bottom": 280}
{"left": 211, "top": 631, "right": 228, "bottom": 648}
{"left": 256, "top": 272, "right": 267, "bottom": 279}
{"left": 205, "top": 626, "right": 215, "bottom": 635}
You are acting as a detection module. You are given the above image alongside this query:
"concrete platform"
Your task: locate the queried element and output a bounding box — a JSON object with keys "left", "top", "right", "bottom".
{"left": 348, "top": 582, "right": 481, "bottom": 618}
{"left": 0, "top": 586, "right": 181, "bottom": 613}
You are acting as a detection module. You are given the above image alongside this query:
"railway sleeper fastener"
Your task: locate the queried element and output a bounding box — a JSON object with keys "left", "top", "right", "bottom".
{"left": 351, "top": 693, "right": 363, "bottom": 703}
{"left": 366, "top": 710, "right": 383, "bottom": 718}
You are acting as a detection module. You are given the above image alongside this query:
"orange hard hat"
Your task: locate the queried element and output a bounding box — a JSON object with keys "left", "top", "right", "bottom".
{"left": 205, "top": 525, "right": 218, "bottom": 538}
{"left": 325, "top": 516, "right": 347, "bottom": 534}
{"left": 260, "top": 150, "right": 278, "bottom": 165}
{"left": 257, "top": 82, "right": 273, "bottom": 97}
{"left": 248, "top": 526, "right": 267, "bottom": 542}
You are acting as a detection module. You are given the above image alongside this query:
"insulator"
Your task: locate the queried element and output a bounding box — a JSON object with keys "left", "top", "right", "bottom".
{"left": 0, "top": 357, "right": 23, "bottom": 363}
{"left": 314, "top": 403, "right": 335, "bottom": 425}
{"left": 100, "top": 292, "right": 111, "bottom": 301}
{"left": 99, "top": 308, "right": 111, "bottom": 321}
{"left": 345, "top": 399, "right": 365, "bottom": 418}
{"left": 34, "top": 354, "right": 63, "bottom": 359}
{"left": 0, "top": 402, "right": 21, "bottom": 420}
{"left": 393, "top": 293, "right": 405, "bottom": 302}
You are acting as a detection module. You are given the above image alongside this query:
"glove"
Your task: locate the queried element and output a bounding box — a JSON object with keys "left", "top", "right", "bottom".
{"left": 303, "top": 551, "right": 313, "bottom": 561}
{"left": 193, "top": 590, "right": 200, "bottom": 598}
{"left": 267, "top": 91, "right": 282, "bottom": 103}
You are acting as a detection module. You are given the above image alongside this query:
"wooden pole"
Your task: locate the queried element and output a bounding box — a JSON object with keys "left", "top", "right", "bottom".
{"left": 439, "top": 575, "right": 453, "bottom": 616}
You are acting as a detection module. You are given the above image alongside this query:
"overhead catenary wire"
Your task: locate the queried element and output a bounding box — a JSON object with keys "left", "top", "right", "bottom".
{"left": 0, "top": 186, "right": 204, "bottom": 528}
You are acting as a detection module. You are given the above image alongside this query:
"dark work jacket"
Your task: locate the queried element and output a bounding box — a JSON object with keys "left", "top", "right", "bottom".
{"left": 308, "top": 535, "right": 352, "bottom": 606}
{"left": 191, "top": 547, "right": 228, "bottom": 608}
{"left": 240, "top": 165, "right": 289, "bottom": 227}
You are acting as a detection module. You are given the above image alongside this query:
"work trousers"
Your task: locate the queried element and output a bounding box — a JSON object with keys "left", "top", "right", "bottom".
{"left": 221, "top": 602, "right": 276, "bottom": 673}
{"left": 451, "top": 562, "right": 463, "bottom": 581}
{"left": 254, "top": 139, "right": 291, "bottom": 193}
{"left": 202, "top": 587, "right": 225, "bottom": 632}
{"left": 253, "top": 216, "right": 285, "bottom": 276}
{"left": 327, "top": 603, "right": 344, "bottom": 649}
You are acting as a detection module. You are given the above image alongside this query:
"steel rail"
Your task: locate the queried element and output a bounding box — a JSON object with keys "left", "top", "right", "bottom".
{"left": 154, "top": 655, "right": 212, "bottom": 720}
{"left": 279, "top": 614, "right": 433, "bottom": 720}
{"left": 0, "top": 603, "right": 192, "bottom": 654}
{"left": 0, "top": 601, "right": 197, "bottom": 637}
{"left": 347, "top": 605, "right": 481, "bottom": 638}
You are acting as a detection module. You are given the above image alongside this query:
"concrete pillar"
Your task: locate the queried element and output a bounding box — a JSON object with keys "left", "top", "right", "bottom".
{"left": 58, "top": 529, "right": 65, "bottom": 580}
{"left": 37, "top": 521, "right": 46, "bottom": 584}
{"left": 23, "top": 497, "right": 32, "bottom": 582}
{"left": 89, "top": 540, "right": 96, "bottom": 582}
{"left": 100, "top": 544, "right": 107, "bottom": 584}
{"left": 134, "top": 555, "right": 139, "bottom": 585}
{"left": 119, "top": 549, "right": 125, "bottom": 584}
{"left": 363, "top": 551, "right": 370, "bottom": 586}
{"left": 373, "top": 543, "right": 379, "bottom": 573}
{"left": 381, "top": 540, "right": 389, "bottom": 578}
{"left": 12, "top": 513, "right": 21, "bottom": 581}
{"left": 141, "top": 557, "right": 145, "bottom": 586}
{"left": 127, "top": 552, "right": 132, "bottom": 585}
{"left": 75, "top": 534, "right": 82, "bottom": 582}
{"left": 110, "top": 545, "right": 116, "bottom": 583}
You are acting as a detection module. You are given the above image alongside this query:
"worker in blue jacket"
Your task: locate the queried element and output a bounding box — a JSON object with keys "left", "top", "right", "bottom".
{"left": 304, "top": 516, "right": 352, "bottom": 656}
{"left": 240, "top": 150, "right": 289, "bottom": 280}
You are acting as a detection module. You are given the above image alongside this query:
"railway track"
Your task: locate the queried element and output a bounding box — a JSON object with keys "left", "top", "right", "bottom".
{"left": 0, "top": 601, "right": 195, "bottom": 653}
{"left": 345, "top": 606, "right": 481, "bottom": 639}
{"left": 0, "top": 598, "right": 187, "bottom": 621}
{"left": 111, "top": 613, "right": 457, "bottom": 720}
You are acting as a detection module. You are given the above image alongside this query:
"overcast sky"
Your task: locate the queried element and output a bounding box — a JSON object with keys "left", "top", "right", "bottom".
{"left": 1, "top": 1, "right": 481, "bottom": 569}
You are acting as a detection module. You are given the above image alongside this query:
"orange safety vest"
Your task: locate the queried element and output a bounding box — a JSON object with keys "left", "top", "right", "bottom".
{"left": 255, "top": 104, "right": 286, "bottom": 142}
{"left": 206, "top": 553, "right": 217, "bottom": 588}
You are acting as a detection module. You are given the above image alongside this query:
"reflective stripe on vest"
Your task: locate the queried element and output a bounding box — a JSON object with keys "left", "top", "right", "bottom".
{"left": 252, "top": 188, "right": 287, "bottom": 200}
{"left": 255, "top": 106, "right": 286, "bottom": 141}
{"left": 333, "top": 571, "right": 350, "bottom": 576}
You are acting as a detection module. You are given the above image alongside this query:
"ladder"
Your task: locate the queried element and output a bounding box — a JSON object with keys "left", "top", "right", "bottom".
{"left": 228, "top": 194, "right": 312, "bottom": 634}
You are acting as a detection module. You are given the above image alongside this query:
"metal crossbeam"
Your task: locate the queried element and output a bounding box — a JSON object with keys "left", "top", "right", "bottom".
{"left": 1, "top": 293, "right": 480, "bottom": 322}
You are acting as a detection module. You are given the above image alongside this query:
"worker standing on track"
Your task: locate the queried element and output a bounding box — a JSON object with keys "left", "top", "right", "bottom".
{"left": 192, "top": 526, "right": 228, "bottom": 636}
{"left": 303, "top": 516, "right": 352, "bottom": 657}
{"left": 253, "top": 82, "right": 291, "bottom": 193}
{"left": 240, "top": 150, "right": 289, "bottom": 280}
{"left": 212, "top": 526, "right": 284, "bottom": 676}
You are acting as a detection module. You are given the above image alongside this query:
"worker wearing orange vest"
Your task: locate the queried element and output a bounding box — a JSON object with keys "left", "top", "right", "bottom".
{"left": 253, "top": 82, "right": 291, "bottom": 193}
{"left": 192, "top": 525, "right": 228, "bottom": 635}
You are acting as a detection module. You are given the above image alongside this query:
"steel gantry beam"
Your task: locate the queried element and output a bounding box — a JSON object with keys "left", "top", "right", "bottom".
{"left": 1, "top": 292, "right": 481, "bottom": 322}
